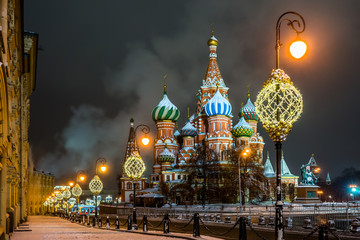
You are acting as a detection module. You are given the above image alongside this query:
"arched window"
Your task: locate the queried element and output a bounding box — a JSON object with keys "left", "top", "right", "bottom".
{"left": 127, "top": 182, "right": 132, "bottom": 190}
{"left": 166, "top": 175, "right": 170, "bottom": 181}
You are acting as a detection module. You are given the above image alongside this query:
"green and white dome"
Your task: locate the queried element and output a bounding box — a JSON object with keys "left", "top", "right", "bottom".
{"left": 152, "top": 91, "right": 180, "bottom": 122}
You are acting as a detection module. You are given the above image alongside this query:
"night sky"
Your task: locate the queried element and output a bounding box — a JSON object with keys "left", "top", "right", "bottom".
{"left": 24, "top": 0, "right": 360, "bottom": 188}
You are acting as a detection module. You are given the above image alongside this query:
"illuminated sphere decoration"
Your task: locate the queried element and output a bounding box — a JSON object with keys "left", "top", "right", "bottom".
{"left": 255, "top": 69, "right": 303, "bottom": 142}
{"left": 89, "top": 175, "right": 103, "bottom": 195}
{"left": 56, "top": 192, "right": 63, "bottom": 201}
{"left": 124, "top": 152, "right": 146, "bottom": 180}
{"left": 71, "top": 183, "right": 82, "bottom": 198}
{"left": 62, "top": 189, "right": 71, "bottom": 200}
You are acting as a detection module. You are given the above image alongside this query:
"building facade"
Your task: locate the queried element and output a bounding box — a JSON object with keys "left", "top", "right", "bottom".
{"left": 27, "top": 169, "right": 54, "bottom": 215}
{"left": 0, "top": 0, "right": 38, "bottom": 238}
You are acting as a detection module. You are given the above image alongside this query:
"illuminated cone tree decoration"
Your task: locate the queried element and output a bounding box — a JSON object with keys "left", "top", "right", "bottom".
{"left": 255, "top": 69, "right": 303, "bottom": 142}
{"left": 124, "top": 152, "right": 146, "bottom": 180}
{"left": 71, "top": 183, "right": 82, "bottom": 198}
{"left": 89, "top": 175, "right": 103, "bottom": 195}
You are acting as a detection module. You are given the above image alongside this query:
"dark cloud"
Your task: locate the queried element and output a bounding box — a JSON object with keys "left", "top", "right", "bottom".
{"left": 25, "top": 0, "right": 360, "bottom": 188}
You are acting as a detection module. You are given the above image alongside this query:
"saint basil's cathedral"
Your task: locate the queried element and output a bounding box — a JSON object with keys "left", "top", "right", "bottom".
{"left": 120, "top": 32, "right": 298, "bottom": 204}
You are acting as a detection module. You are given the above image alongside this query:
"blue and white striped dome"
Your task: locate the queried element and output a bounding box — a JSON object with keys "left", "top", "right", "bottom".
{"left": 205, "top": 89, "right": 232, "bottom": 117}
{"left": 181, "top": 121, "right": 197, "bottom": 137}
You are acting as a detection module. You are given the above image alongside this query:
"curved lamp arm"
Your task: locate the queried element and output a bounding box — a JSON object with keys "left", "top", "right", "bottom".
{"left": 134, "top": 124, "right": 150, "bottom": 147}
{"left": 275, "top": 11, "right": 306, "bottom": 68}
{"left": 76, "top": 170, "right": 86, "bottom": 183}
{"left": 95, "top": 157, "right": 107, "bottom": 175}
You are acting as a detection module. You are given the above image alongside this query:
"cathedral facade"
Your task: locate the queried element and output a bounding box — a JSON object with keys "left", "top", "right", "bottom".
{"left": 148, "top": 32, "right": 266, "bottom": 203}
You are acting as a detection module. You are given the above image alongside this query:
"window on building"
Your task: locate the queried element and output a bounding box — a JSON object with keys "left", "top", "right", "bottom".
{"left": 166, "top": 175, "right": 170, "bottom": 181}
{"left": 127, "top": 182, "right": 132, "bottom": 190}
{"left": 177, "top": 175, "right": 181, "bottom": 180}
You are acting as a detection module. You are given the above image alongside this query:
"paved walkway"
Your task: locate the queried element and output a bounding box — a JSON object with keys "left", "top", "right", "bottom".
{"left": 11, "top": 216, "right": 219, "bottom": 240}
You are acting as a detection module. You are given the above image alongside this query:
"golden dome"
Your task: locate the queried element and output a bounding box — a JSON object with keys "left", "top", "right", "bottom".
{"left": 207, "top": 30, "right": 218, "bottom": 46}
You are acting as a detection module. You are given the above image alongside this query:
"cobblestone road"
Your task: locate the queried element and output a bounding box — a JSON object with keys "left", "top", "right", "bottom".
{"left": 12, "top": 216, "right": 217, "bottom": 240}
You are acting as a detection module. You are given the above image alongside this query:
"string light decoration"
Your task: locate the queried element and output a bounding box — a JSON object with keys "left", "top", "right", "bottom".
{"left": 124, "top": 152, "right": 146, "bottom": 180}
{"left": 62, "top": 188, "right": 71, "bottom": 200}
{"left": 255, "top": 69, "right": 303, "bottom": 142}
{"left": 71, "top": 183, "right": 82, "bottom": 198}
{"left": 89, "top": 175, "right": 103, "bottom": 195}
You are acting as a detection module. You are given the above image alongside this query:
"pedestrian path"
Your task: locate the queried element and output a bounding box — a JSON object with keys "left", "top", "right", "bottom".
{"left": 11, "top": 216, "right": 220, "bottom": 240}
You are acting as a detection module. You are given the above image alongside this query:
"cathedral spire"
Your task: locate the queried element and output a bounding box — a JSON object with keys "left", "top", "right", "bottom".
{"left": 202, "top": 30, "right": 225, "bottom": 88}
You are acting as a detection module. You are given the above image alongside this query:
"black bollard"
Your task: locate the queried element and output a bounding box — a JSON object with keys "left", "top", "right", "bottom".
{"left": 193, "top": 213, "right": 200, "bottom": 237}
{"left": 127, "top": 215, "right": 132, "bottom": 230}
{"left": 93, "top": 216, "right": 96, "bottom": 227}
{"left": 163, "top": 213, "right": 170, "bottom": 234}
{"left": 98, "top": 218, "right": 102, "bottom": 228}
{"left": 143, "top": 215, "right": 148, "bottom": 232}
{"left": 318, "top": 225, "right": 329, "bottom": 240}
{"left": 239, "top": 217, "right": 247, "bottom": 240}
{"left": 106, "top": 216, "right": 110, "bottom": 229}
{"left": 115, "top": 216, "right": 120, "bottom": 229}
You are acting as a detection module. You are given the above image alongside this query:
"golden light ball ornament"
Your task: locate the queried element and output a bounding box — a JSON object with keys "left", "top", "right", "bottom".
{"left": 71, "top": 183, "right": 82, "bottom": 198}
{"left": 124, "top": 152, "right": 146, "bottom": 180}
{"left": 62, "top": 188, "right": 71, "bottom": 200}
{"left": 89, "top": 175, "right": 103, "bottom": 195}
{"left": 56, "top": 192, "right": 63, "bottom": 201}
{"left": 255, "top": 69, "right": 303, "bottom": 142}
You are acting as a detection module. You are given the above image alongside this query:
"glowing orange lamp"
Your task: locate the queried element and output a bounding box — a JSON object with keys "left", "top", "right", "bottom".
{"left": 141, "top": 136, "right": 150, "bottom": 146}
{"left": 290, "top": 40, "right": 307, "bottom": 59}
{"left": 100, "top": 165, "right": 107, "bottom": 173}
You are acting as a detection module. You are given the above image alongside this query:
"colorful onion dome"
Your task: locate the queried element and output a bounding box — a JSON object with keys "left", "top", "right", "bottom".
{"left": 241, "top": 97, "right": 259, "bottom": 121}
{"left": 207, "top": 31, "right": 218, "bottom": 46}
{"left": 205, "top": 89, "right": 232, "bottom": 117}
{"left": 181, "top": 121, "right": 197, "bottom": 137}
{"left": 152, "top": 89, "right": 180, "bottom": 122}
{"left": 158, "top": 145, "right": 175, "bottom": 164}
{"left": 231, "top": 116, "right": 253, "bottom": 138}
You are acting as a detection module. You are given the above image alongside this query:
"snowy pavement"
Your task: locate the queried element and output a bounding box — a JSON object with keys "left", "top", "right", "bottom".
{"left": 11, "top": 216, "right": 219, "bottom": 240}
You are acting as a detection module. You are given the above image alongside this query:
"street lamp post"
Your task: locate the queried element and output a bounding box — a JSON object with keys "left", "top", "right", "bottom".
{"left": 124, "top": 152, "right": 146, "bottom": 230}
{"left": 123, "top": 122, "right": 150, "bottom": 230}
{"left": 89, "top": 157, "right": 107, "bottom": 226}
{"left": 238, "top": 148, "right": 250, "bottom": 214}
{"left": 71, "top": 170, "right": 86, "bottom": 215}
{"left": 62, "top": 187, "right": 71, "bottom": 217}
{"left": 255, "top": 11, "right": 306, "bottom": 240}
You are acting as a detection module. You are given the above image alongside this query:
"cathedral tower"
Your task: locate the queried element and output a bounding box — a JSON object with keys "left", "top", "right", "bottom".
{"left": 151, "top": 83, "right": 180, "bottom": 174}
{"left": 195, "top": 31, "right": 231, "bottom": 144}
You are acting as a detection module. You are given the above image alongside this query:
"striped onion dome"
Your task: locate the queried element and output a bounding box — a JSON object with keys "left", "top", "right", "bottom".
{"left": 181, "top": 121, "right": 197, "bottom": 137}
{"left": 158, "top": 145, "right": 175, "bottom": 164}
{"left": 241, "top": 97, "right": 259, "bottom": 121}
{"left": 231, "top": 116, "right": 253, "bottom": 138}
{"left": 205, "top": 89, "right": 232, "bottom": 117}
{"left": 152, "top": 92, "right": 180, "bottom": 122}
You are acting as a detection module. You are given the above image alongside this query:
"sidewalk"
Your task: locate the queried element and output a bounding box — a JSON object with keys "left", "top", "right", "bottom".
{"left": 11, "top": 216, "right": 220, "bottom": 240}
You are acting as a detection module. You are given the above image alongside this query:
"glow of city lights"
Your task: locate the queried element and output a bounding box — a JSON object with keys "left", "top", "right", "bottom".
{"left": 290, "top": 40, "right": 307, "bottom": 59}
{"left": 352, "top": 188, "right": 357, "bottom": 192}
{"left": 79, "top": 175, "right": 85, "bottom": 182}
